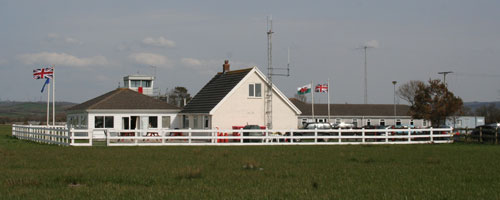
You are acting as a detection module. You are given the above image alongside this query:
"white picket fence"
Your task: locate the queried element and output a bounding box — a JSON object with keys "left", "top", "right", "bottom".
{"left": 12, "top": 124, "right": 93, "bottom": 146}
{"left": 12, "top": 124, "right": 454, "bottom": 146}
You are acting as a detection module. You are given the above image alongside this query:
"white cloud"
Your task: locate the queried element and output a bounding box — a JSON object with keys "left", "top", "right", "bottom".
{"left": 18, "top": 52, "right": 109, "bottom": 67}
{"left": 364, "top": 40, "right": 379, "bottom": 48}
{"left": 181, "top": 58, "right": 203, "bottom": 67}
{"left": 142, "top": 36, "right": 176, "bottom": 48}
{"left": 180, "top": 57, "right": 257, "bottom": 74}
{"left": 46, "top": 33, "right": 83, "bottom": 45}
{"left": 129, "top": 53, "right": 171, "bottom": 68}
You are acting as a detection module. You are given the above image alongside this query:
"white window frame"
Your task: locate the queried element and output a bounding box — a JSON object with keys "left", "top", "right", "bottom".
{"left": 248, "top": 83, "right": 262, "bottom": 98}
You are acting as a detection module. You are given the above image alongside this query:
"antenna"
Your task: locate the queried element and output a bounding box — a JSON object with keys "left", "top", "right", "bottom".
{"left": 357, "top": 45, "right": 374, "bottom": 104}
{"left": 150, "top": 65, "right": 159, "bottom": 96}
{"left": 438, "top": 71, "right": 453, "bottom": 85}
{"left": 265, "top": 16, "right": 291, "bottom": 129}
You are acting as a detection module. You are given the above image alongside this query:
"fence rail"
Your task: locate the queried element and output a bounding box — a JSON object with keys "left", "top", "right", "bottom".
{"left": 12, "top": 125, "right": 92, "bottom": 146}
{"left": 12, "top": 124, "right": 453, "bottom": 146}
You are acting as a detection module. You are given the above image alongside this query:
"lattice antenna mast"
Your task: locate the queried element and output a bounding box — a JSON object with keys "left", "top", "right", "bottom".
{"left": 362, "top": 45, "right": 373, "bottom": 104}
{"left": 265, "top": 16, "right": 291, "bottom": 129}
{"left": 266, "top": 16, "right": 274, "bottom": 129}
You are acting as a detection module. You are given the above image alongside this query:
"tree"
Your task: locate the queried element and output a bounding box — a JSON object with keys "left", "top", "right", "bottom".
{"left": 397, "top": 80, "right": 425, "bottom": 105}
{"left": 167, "top": 86, "right": 192, "bottom": 108}
{"left": 475, "top": 103, "right": 500, "bottom": 124}
{"left": 409, "top": 79, "right": 463, "bottom": 126}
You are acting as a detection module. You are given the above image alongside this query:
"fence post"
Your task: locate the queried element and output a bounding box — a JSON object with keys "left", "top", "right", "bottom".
{"left": 362, "top": 128, "right": 365, "bottom": 143}
{"left": 338, "top": 128, "right": 342, "bottom": 144}
{"left": 70, "top": 128, "right": 75, "bottom": 146}
{"left": 188, "top": 128, "right": 192, "bottom": 144}
{"left": 314, "top": 128, "right": 318, "bottom": 144}
{"left": 385, "top": 128, "right": 389, "bottom": 143}
{"left": 479, "top": 127, "right": 483, "bottom": 143}
{"left": 290, "top": 130, "right": 294, "bottom": 144}
{"left": 240, "top": 128, "right": 243, "bottom": 144}
{"left": 408, "top": 127, "right": 411, "bottom": 142}
{"left": 12, "top": 124, "right": 15, "bottom": 137}
{"left": 430, "top": 127, "right": 434, "bottom": 143}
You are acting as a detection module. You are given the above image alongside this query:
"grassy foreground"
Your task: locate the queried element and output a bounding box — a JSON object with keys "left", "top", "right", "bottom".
{"left": 1, "top": 125, "right": 500, "bottom": 199}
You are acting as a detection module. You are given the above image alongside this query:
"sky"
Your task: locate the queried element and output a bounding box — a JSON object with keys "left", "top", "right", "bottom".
{"left": 1, "top": 0, "right": 500, "bottom": 104}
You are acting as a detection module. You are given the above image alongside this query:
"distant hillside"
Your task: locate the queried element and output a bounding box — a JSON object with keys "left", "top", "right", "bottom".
{"left": 0, "top": 101, "right": 76, "bottom": 120}
{"left": 464, "top": 101, "right": 500, "bottom": 111}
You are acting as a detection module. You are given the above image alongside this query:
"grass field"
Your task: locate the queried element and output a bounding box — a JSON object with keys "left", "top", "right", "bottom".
{"left": 1, "top": 125, "right": 500, "bottom": 199}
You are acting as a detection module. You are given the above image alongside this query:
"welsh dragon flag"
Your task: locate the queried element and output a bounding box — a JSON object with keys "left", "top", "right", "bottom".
{"left": 297, "top": 84, "right": 311, "bottom": 95}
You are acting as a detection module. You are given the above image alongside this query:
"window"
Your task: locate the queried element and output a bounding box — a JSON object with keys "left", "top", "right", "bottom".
{"left": 149, "top": 116, "right": 158, "bottom": 128}
{"left": 423, "top": 121, "right": 427, "bottom": 127}
{"left": 131, "top": 80, "right": 141, "bottom": 87}
{"left": 105, "top": 116, "right": 114, "bottom": 128}
{"left": 142, "top": 80, "right": 151, "bottom": 88}
{"left": 396, "top": 119, "right": 401, "bottom": 126}
{"left": 255, "top": 83, "right": 262, "bottom": 97}
{"left": 123, "top": 117, "right": 130, "bottom": 130}
{"left": 248, "top": 83, "right": 262, "bottom": 97}
{"left": 248, "top": 84, "right": 255, "bottom": 97}
{"left": 352, "top": 118, "right": 358, "bottom": 127}
{"left": 410, "top": 120, "right": 414, "bottom": 126}
{"left": 367, "top": 119, "right": 371, "bottom": 126}
{"left": 380, "top": 119, "right": 386, "bottom": 126}
{"left": 183, "top": 115, "right": 189, "bottom": 128}
{"left": 95, "top": 116, "right": 104, "bottom": 128}
{"left": 193, "top": 116, "right": 200, "bottom": 129}
{"left": 203, "top": 116, "right": 210, "bottom": 129}
{"left": 95, "top": 116, "right": 113, "bottom": 128}
{"left": 162, "top": 116, "right": 171, "bottom": 128}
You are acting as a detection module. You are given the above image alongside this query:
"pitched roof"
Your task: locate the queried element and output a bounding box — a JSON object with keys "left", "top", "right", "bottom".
{"left": 67, "top": 88, "right": 180, "bottom": 111}
{"left": 180, "top": 68, "right": 253, "bottom": 113}
{"left": 290, "top": 98, "right": 410, "bottom": 116}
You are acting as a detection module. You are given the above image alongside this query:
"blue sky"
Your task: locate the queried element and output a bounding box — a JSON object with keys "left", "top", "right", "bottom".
{"left": 1, "top": 0, "right": 500, "bottom": 104}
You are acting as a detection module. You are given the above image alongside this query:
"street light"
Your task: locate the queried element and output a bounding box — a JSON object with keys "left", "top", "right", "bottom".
{"left": 392, "top": 81, "right": 397, "bottom": 125}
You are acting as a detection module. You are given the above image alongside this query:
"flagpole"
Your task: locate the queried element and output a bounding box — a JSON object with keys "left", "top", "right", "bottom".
{"left": 47, "top": 79, "right": 51, "bottom": 127}
{"left": 311, "top": 81, "right": 315, "bottom": 123}
{"left": 52, "top": 65, "right": 55, "bottom": 126}
{"left": 327, "top": 79, "right": 331, "bottom": 123}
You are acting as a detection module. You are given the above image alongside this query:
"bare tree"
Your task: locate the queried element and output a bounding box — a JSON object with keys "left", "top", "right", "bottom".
{"left": 397, "top": 80, "right": 425, "bottom": 105}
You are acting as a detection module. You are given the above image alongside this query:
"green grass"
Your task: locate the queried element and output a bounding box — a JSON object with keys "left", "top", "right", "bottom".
{"left": 1, "top": 124, "right": 500, "bottom": 199}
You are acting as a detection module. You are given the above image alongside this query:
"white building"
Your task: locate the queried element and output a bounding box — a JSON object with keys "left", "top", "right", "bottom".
{"left": 290, "top": 99, "right": 430, "bottom": 128}
{"left": 66, "top": 88, "right": 180, "bottom": 139}
{"left": 179, "top": 61, "right": 301, "bottom": 130}
{"left": 123, "top": 75, "right": 155, "bottom": 96}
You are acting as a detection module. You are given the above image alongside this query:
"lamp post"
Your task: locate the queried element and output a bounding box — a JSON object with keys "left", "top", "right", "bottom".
{"left": 392, "top": 81, "right": 397, "bottom": 125}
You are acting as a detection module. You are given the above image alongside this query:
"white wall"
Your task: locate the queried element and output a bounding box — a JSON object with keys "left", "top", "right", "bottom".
{"left": 211, "top": 71, "right": 298, "bottom": 130}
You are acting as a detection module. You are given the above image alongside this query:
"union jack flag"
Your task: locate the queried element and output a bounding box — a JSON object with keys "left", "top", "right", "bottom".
{"left": 33, "top": 67, "right": 53, "bottom": 79}
{"left": 315, "top": 84, "right": 328, "bottom": 93}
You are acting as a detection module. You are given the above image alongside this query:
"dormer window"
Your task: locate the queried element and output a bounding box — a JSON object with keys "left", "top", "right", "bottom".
{"left": 249, "top": 83, "right": 262, "bottom": 98}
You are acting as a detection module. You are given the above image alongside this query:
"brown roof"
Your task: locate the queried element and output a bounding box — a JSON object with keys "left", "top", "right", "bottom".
{"left": 290, "top": 98, "right": 410, "bottom": 116}
{"left": 67, "top": 88, "right": 180, "bottom": 111}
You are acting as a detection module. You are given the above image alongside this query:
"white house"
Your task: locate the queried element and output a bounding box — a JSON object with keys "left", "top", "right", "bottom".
{"left": 66, "top": 88, "right": 181, "bottom": 139}
{"left": 180, "top": 60, "right": 301, "bottom": 130}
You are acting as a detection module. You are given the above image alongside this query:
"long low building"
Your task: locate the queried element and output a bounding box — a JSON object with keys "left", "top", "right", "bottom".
{"left": 289, "top": 98, "right": 429, "bottom": 128}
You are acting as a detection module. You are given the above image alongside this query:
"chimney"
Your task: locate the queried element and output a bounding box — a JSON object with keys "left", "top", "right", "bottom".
{"left": 222, "top": 60, "right": 230, "bottom": 73}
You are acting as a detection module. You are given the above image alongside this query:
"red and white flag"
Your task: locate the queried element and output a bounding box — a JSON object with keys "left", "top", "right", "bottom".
{"left": 33, "top": 67, "right": 53, "bottom": 79}
{"left": 315, "top": 84, "right": 328, "bottom": 93}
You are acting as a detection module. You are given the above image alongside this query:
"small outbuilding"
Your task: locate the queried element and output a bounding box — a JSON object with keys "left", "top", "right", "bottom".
{"left": 66, "top": 88, "right": 180, "bottom": 139}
